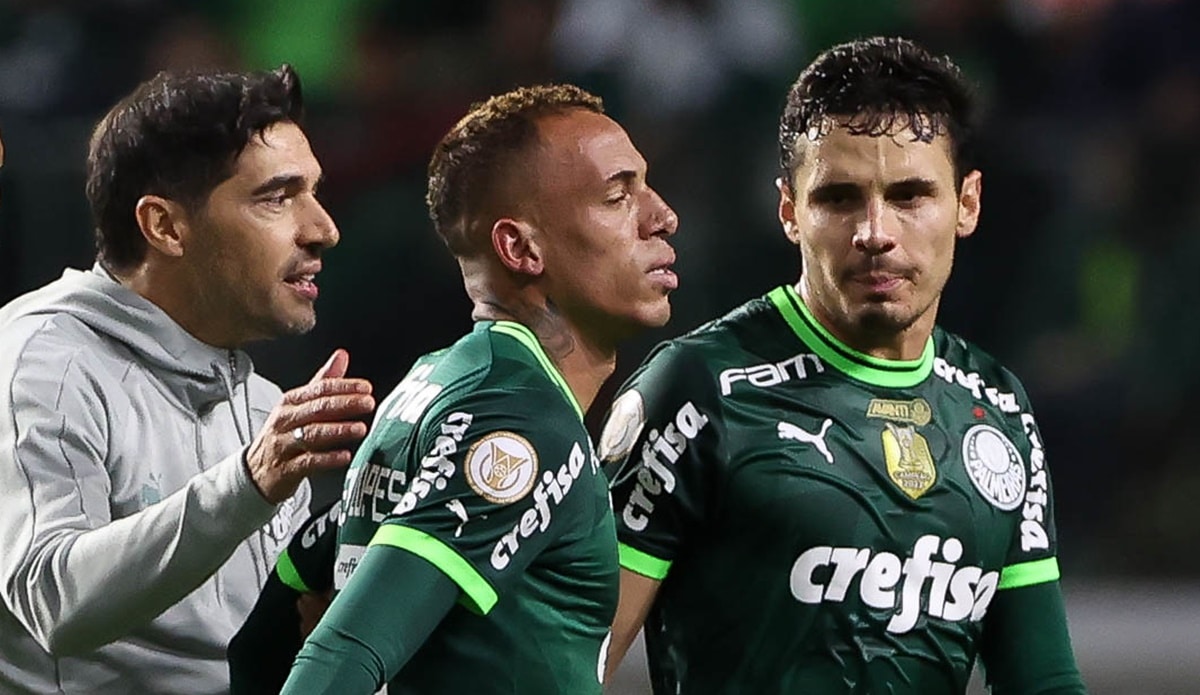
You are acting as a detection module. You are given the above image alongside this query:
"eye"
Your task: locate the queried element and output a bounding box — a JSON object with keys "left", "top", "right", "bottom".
{"left": 888, "top": 180, "right": 936, "bottom": 208}
{"left": 606, "top": 190, "right": 631, "bottom": 206}
{"left": 810, "top": 185, "right": 861, "bottom": 211}
{"left": 260, "top": 192, "right": 292, "bottom": 209}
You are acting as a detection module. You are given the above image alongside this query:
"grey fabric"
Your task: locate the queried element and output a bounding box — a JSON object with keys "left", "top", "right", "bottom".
{"left": 0, "top": 266, "right": 309, "bottom": 694}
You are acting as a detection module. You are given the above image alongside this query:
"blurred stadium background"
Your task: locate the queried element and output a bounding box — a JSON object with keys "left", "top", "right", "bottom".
{"left": 1, "top": 1, "right": 1198, "bottom": 692}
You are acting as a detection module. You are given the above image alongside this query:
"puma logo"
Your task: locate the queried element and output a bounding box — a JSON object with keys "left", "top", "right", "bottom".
{"left": 446, "top": 499, "right": 469, "bottom": 538}
{"left": 778, "top": 418, "right": 835, "bottom": 464}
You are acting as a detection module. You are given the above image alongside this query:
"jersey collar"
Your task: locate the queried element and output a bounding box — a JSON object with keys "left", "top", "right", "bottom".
{"left": 487, "top": 320, "right": 585, "bottom": 421}
{"left": 768, "top": 285, "right": 934, "bottom": 388}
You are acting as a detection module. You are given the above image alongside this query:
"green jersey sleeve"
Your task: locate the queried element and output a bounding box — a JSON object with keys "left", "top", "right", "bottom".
{"left": 600, "top": 342, "right": 725, "bottom": 580}
{"left": 997, "top": 375, "right": 1063, "bottom": 590}
{"left": 979, "top": 374, "right": 1084, "bottom": 691}
{"left": 369, "top": 386, "right": 597, "bottom": 614}
{"left": 979, "top": 581, "right": 1087, "bottom": 693}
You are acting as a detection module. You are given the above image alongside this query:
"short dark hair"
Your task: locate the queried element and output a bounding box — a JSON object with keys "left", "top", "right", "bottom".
{"left": 779, "top": 36, "right": 976, "bottom": 188}
{"left": 426, "top": 84, "right": 604, "bottom": 256}
{"left": 87, "top": 65, "right": 305, "bottom": 270}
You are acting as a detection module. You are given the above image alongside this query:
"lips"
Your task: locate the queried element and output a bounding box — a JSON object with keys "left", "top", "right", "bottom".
{"left": 647, "top": 253, "right": 678, "bottom": 291}
{"left": 850, "top": 270, "right": 907, "bottom": 295}
{"left": 284, "top": 263, "right": 322, "bottom": 301}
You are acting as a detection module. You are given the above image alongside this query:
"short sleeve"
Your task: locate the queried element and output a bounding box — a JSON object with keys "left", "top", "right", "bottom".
{"left": 997, "top": 375, "right": 1062, "bottom": 593}
{"left": 371, "top": 387, "right": 595, "bottom": 614}
{"left": 599, "top": 342, "right": 725, "bottom": 580}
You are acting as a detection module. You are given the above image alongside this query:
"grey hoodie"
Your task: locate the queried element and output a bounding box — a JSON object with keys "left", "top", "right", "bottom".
{"left": 0, "top": 267, "right": 310, "bottom": 694}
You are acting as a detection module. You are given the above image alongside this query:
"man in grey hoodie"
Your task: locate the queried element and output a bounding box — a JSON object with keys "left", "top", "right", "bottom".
{"left": 0, "top": 65, "right": 376, "bottom": 694}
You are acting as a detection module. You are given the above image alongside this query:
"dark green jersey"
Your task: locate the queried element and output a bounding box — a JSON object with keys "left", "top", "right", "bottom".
{"left": 337, "top": 320, "right": 617, "bottom": 694}
{"left": 229, "top": 501, "right": 340, "bottom": 694}
{"left": 602, "top": 286, "right": 1080, "bottom": 694}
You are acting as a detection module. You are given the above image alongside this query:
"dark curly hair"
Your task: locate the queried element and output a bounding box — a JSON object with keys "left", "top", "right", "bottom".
{"left": 426, "top": 84, "right": 604, "bottom": 257}
{"left": 87, "top": 65, "right": 305, "bottom": 271}
{"left": 779, "top": 36, "right": 976, "bottom": 190}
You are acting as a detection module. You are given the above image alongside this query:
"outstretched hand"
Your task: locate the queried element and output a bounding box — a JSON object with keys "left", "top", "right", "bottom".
{"left": 246, "top": 349, "right": 375, "bottom": 504}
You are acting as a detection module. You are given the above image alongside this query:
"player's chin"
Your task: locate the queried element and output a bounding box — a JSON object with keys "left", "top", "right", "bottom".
{"left": 634, "top": 296, "right": 673, "bottom": 329}
{"left": 273, "top": 305, "right": 318, "bottom": 337}
{"left": 855, "top": 302, "right": 919, "bottom": 334}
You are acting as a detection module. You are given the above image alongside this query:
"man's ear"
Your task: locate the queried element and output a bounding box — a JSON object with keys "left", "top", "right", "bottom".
{"left": 134, "top": 195, "right": 190, "bottom": 258}
{"left": 955, "top": 170, "right": 982, "bottom": 239}
{"left": 491, "top": 218, "right": 544, "bottom": 276}
{"left": 777, "top": 177, "right": 802, "bottom": 245}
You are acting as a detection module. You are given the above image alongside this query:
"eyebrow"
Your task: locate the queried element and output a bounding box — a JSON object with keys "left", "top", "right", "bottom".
{"left": 250, "top": 172, "right": 323, "bottom": 197}
{"left": 605, "top": 169, "right": 640, "bottom": 188}
{"left": 808, "top": 181, "right": 860, "bottom": 200}
{"left": 886, "top": 177, "right": 938, "bottom": 194}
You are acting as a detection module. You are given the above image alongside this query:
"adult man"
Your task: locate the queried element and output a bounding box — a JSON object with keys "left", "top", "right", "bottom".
{"left": 280, "top": 83, "right": 679, "bottom": 694}
{"left": 0, "top": 65, "right": 375, "bottom": 694}
{"left": 601, "top": 37, "right": 1086, "bottom": 693}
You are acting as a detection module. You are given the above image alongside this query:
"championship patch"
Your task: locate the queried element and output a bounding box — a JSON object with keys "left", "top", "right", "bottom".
{"left": 882, "top": 422, "right": 936, "bottom": 499}
{"left": 961, "top": 424, "right": 1025, "bottom": 511}
{"left": 464, "top": 432, "right": 539, "bottom": 504}
{"left": 598, "top": 389, "right": 646, "bottom": 463}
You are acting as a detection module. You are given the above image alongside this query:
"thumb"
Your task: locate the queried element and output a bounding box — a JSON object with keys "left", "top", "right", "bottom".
{"left": 309, "top": 348, "right": 349, "bottom": 384}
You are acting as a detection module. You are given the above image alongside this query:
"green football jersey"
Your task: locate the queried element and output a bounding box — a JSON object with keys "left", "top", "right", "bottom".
{"left": 338, "top": 320, "right": 617, "bottom": 694}
{"left": 602, "top": 286, "right": 1068, "bottom": 694}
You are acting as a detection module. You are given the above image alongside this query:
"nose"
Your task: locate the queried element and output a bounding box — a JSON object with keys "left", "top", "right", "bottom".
{"left": 852, "top": 196, "right": 896, "bottom": 254}
{"left": 299, "top": 196, "right": 340, "bottom": 251}
{"left": 641, "top": 187, "right": 678, "bottom": 239}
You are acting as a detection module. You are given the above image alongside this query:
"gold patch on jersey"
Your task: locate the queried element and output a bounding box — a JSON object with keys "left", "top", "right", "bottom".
{"left": 867, "top": 398, "right": 933, "bottom": 427}
{"left": 464, "top": 431, "right": 539, "bottom": 504}
{"left": 881, "top": 422, "right": 936, "bottom": 499}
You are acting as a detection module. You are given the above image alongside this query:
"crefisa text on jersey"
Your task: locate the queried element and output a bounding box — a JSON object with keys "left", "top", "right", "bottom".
{"left": 344, "top": 411, "right": 473, "bottom": 523}
{"left": 1018, "top": 414, "right": 1050, "bottom": 552}
{"left": 790, "top": 534, "right": 999, "bottom": 634}
{"left": 489, "top": 441, "right": 599, "bottom": 570}
{"left": 620, "top": 401, "right": 709, "bottom": 532}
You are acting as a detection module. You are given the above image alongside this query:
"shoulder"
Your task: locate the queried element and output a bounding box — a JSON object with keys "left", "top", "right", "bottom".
{"left": 1, "top": 313, "right": 123, "bottom": 405}
{"left": 622, "top": 294, "right": 787, "bottom": 404}
{"left": 933, "top": 327, "right": 1032, "bottom": 412}
{"left": 393, "top": 327, "right": 589, "bottom": 453}
{"left": 643, "top": 295, "right": 774, "bottom": 370}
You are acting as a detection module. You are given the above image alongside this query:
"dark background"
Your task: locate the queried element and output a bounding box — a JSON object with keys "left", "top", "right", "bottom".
{"left": 2, "top": 1, "right": 1198, "bottom": 691}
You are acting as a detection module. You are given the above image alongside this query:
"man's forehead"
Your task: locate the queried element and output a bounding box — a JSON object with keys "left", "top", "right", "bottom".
{"left": 230, "top": 122, "right": 321, "bottom": 182}
{"left": 535, "top": 111, "right": 644, "bottom": 179}
{"left": 800, "top": 124, "right": 953, "bottom": 182}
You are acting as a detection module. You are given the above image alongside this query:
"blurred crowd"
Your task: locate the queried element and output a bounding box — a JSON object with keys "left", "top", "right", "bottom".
{"left": 1, "top": 0, "right": 1198, "bottom": 578}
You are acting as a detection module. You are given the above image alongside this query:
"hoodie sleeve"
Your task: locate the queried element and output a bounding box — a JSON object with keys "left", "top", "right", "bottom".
{"left": 0, "top": 334, "right": 278, "bottom": 655}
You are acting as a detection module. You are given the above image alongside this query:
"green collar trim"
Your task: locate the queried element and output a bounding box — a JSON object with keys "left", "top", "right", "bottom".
{"left": 488, "top": 321, "right": 584, "bottom": 421}
{"left": 767, "top": 285, "right": 934, "bottom": 388}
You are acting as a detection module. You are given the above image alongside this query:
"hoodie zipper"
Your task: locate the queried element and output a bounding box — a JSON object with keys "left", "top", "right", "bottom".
{"left": 226, "top": 351, "right": 251, "bottom": 446}
{"left": 224, "top": 349, "right": 269, "bottom": 591}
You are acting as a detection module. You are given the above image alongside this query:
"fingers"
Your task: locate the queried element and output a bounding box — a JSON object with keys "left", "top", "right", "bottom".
{"left": 289, "top": 421, "right": 369, "bottom": 452}
{"left": 279, "top": 393, "right": 375, "bottom": 430}
{"left": 245, "top": 351, "right": 373, "bottom": 504}
{"left": 309, "top": 348, "right": 350, "bottom": 384}
{"left": 282, "top": 377, "right": 372, "bottom": 405}
{"left": 287, "top": 449, "right": 356, "bottom": 478}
